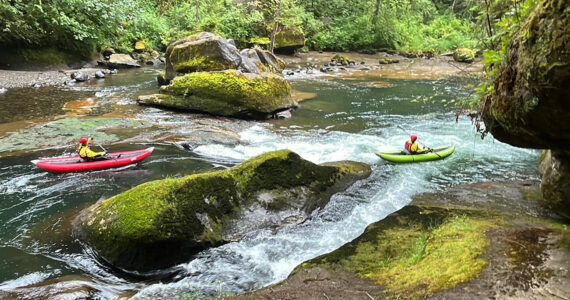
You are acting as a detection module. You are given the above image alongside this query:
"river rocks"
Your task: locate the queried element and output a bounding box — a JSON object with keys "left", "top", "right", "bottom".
{"left": 273, "top": 26, "right": 305, "bottom": 54}
{"left": 102, "top": 53, "right": 141, "bottom": 68}
{"left": 255, "top": 49, "right": 286, "bottom": 73}
{"left": 330, "top": 54, "right": 352, "bottom": 66}
{"left": 453, "top": 48, "right": 475, "bottom": 63}
{"left": 379, "top": 58, "right": 400, "bottom": 64}
{"left": 139, "top": 70, "right": 294, "bottom": 119}
{"left": 73, "top": 150, "right": 371, "bottom": 271}
{"left": 539, "top": 150, "right": 570, "bottom": 218}
{"left": 71, "top": 71, "right": 88, "bottom": 82}
{"left": 94, "top": 70, "right": 105, "bottom": 79}
{"left": 145, "top": 32, "right": 291, "bottom": 119}
{"left": 164, "top": 32, "right": 241, "bottom": 81}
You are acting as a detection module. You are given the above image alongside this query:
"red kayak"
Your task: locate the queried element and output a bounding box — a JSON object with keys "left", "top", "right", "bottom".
{"left": 32, "top": 147, "right": 154, "bottom": 172}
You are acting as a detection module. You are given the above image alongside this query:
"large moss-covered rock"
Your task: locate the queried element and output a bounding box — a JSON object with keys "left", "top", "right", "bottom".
{"left": 73, "top": 150, "right": 371, "bottom": 271}
{"left": 164, "top": 32, "right": 242, "bottom": 80}
{"left": 481, "top": 0, "right": 569, "bottom": 152}
{"left": 453, "top": 48, "right": 475, "bottom": 63}
{"left": 274, "top": 26, "right": 305, "bottom": 54}
{"left": 539, "top": 150, "right": 570, "bottom": 218}
{"left": 138, "top": 70, "right": 294, "bottom": 119}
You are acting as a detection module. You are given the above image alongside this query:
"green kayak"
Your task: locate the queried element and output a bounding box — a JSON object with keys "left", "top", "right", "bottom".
{"left": 377, "top": 145, "right": 455, "bottom": 163}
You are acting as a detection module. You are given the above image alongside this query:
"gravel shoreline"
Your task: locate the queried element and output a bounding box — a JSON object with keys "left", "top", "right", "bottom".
{"left": 0, "top": 68, "right": 114, "bottom": 89}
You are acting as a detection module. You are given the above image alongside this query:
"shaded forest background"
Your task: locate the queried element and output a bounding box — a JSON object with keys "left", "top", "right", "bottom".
{"left": 0, "top": 0, "right": 524, "bottom": 58}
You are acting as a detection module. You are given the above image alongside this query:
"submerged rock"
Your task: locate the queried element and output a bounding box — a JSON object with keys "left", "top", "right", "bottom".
{"left": 73, "top": 150, "right": 371, "bottom": 271}
{"left": 139, "top": 70, "right": 295, "bottom": 120}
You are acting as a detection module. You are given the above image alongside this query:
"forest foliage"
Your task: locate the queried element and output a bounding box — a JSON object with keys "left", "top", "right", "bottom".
{"left": 0, "top": 0, "right": 514, "bottom": 57}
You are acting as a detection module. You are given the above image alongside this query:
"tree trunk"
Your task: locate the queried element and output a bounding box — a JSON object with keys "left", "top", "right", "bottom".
{"left": 484, "top": 0, "right": 493, "bottom": 40}
{"left": 372, "top": 0, "right": 382, "bottom": 27}
{"left": 195, "top": 0, "right": 201, "bottom": 23}
{"left": 269, "top": 0, "right": 283, "bottom": 54}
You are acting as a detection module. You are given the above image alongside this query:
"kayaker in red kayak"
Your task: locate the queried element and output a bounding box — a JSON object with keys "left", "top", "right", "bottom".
{"left": 77, "top": 137, "right": 107, "bottom": 161}
{"left": 404, "top": 134, "right": 431, "bottom": 154}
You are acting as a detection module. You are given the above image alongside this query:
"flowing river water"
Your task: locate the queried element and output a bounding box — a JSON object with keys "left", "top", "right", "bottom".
{"left": 0, "top": 66, "right": 540, "bottom": 298}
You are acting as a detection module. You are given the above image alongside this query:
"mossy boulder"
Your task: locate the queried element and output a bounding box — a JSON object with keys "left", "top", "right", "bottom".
{"left": 164, "top": 32, "right": 242, "bottom": 81}
{"left": 480, "top": 0, "right": 569, "bottom": 213}
{"left": 453, "top": 48, "right": 475, "bottom": 63}
{"left": 481, "top": 0, "right": 569, "bottom": 151}
{"left": 73, "top": 150, "right": 371, "bottom": 271}
{"left": 255, "top": 49, "right": 286, "bottom": 73}
{"left": 238, "top": 49, "right": 268, "bottom": 74}
{"left": 273, "top": 26, "right": 305, "bottom": 54}
{"left": 379, "top": 58, "right": 400, "bottom": 64}
{"left": 330, "top": 54, "right": 352, "bottom": 66}
{"left": 138, "top": 70, "right": 294, "bottom": 119}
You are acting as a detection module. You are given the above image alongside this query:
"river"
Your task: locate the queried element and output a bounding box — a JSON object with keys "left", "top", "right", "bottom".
{"left": 0, "top": 66, "right": 540, "bottom": 298}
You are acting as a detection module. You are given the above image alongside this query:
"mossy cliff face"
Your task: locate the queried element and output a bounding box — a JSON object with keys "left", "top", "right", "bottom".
{"left": 73, "top": 150, "right": 371, "bottom": 271}
{"left": 481, "top": 0, "right": 569, "bottom": 217}
{"left": 139, "top": 70, "right": 294, "bottom": 119}
{"left": 481, "top": 0, "right": 569, "bottom": 151}
{"left": 164, "top": 32, "right": 241, "bottom": 81}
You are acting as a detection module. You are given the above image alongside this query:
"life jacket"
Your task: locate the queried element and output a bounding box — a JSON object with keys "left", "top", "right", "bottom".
{"left": 77, "top": 144, "right": 89, "bottom": 159}
{"left": 405, "top": 139, "right": 413, "bottom": 152}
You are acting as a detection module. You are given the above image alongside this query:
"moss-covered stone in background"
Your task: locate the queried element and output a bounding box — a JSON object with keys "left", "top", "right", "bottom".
{"left": 73, "top": 150, "right": 371, "bottom": 271}
{"left": 453, "top": 48, "right": 475, "bottom": 63}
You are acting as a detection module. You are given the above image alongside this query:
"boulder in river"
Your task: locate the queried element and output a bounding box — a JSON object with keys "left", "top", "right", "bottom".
{"left": 273, "top": 25, "right": 305, "bottom": 54}
{"left": 164, "top": 32, "right": 241, "bottom": 81}
{"left": 139, "top": 70, "right": 295, "bottom": 120}
{"left": 452, "top": 48, "right": 475, "bottom": 63}
{"left": 99, "top": 53, "right": 141, "bottom": 68}
{"left": 73, "top": 150, "right": 371, "bottom": 271}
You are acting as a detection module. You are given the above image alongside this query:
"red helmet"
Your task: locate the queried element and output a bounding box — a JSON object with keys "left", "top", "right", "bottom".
{"left": 411, "top": 135, "right": 417, "bottom": 142}
{"left": 79, "top": 137, "right": 89, "bottom": 145}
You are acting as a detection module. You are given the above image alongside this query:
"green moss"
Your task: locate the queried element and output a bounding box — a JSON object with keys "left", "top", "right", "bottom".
{"left": 331, "top": 54, "right": 351, "bottom": 65}
{"left": 160, "top": 70, "right": 292, "bottom": 116}
{"left": 379, "top": 58, "right": 400, "bottom": 64}
{"left": 304, "top": 206, "right": 501, "bottom": 299}
{"left": 173, "top": 56, "right": 231, "bottom": 73}
{"left": 453, "top": 48, "right": 475, "bottom": 63}
{"left": 250, "top": 37, "right": 271, "bottom": 45}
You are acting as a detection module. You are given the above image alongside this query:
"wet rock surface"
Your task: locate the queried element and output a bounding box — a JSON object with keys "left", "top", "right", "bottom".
{"left": 227, "top": 180, "right": 570, "bottom": 300}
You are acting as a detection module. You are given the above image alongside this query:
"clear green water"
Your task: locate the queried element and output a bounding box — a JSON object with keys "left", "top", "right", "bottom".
{"left": 0, "top": 68, "right": 539, "bottom": 298}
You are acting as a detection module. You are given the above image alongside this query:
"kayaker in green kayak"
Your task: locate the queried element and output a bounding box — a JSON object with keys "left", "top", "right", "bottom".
{"left": 404, "top": 134, "right": 431, "bottom": 154}
{"left": 77, "top": 137, "right": 107, "bottom": 161}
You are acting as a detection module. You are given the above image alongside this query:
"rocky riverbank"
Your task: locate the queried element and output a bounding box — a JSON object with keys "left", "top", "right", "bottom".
{"left": 0, "top": 50, "right": 480, "bottom": 91}
{"left": 227, "top": 180, "right": 569, "bottom": 299}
